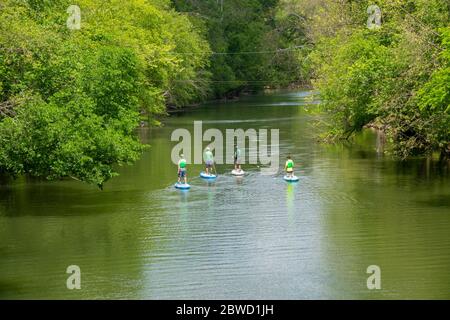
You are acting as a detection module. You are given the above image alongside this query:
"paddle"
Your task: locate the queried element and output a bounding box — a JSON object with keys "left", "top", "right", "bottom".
{"left": 212, "top": 161, "right": 218, "bottom": 177}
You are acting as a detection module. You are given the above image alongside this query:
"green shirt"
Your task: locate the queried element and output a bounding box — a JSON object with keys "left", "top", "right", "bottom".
{"left": 286, "top": 159, "right": 294, "bottom": 168}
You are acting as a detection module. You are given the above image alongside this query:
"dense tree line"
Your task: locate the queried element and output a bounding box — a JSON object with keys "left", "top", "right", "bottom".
{"left": 288, "top": 0, "right": 449, "bottom": 159}
{"left": 0, "top": 0, "right": 211, "bottom": 186}
{"left": 171, "top": 0, "right": 310, "bottom": 98}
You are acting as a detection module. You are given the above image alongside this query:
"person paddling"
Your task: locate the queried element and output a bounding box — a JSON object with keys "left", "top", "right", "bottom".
{"left": 204, "top": 147, "right": 215, "bottom": 176}
{"left": 177, "top": 154, "right": 188, "bottom": 184}
{"left": 285, "top": 155, "right": 295, "bottom": 178}
{"left": 234, "top": 145, "right": 242, "bottom": 172}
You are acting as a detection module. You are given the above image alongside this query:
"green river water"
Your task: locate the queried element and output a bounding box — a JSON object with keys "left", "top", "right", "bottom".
{"left": 0, "top": 90, "right": 449, "bottom": 299}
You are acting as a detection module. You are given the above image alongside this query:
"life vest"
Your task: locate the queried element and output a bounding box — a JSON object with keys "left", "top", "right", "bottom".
{"left": 286, "top": 159, "right": 294, "bottom": 168}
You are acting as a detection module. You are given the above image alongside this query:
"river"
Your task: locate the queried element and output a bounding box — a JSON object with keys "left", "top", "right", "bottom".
{"left": 0, "top": 90, "right": 449, "bottom": 299}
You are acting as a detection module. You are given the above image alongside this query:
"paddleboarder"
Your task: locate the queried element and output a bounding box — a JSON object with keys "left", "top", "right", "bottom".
{"left": 285, "top": 155, "right": 295, "bottom": 178}
{"left": 177, "top": 154, "right": 188, "bottom": 185}
{"left": 203, "top": 147, "right": 215, "bottom": 176}
{"left": 234, "top": 145, "right": 242, "bottom": 172}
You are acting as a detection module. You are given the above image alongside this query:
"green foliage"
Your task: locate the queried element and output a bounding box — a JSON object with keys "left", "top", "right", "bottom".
{"left": 0, "top": 0, "right": 211, "bottom": 186}
{"left": 418, "top": 28, "right": 450, "bottom": 114}
{"left": 416, "top": 27, "right": 450, "bottom": 155}
{"left": 305, "top": 0, "right": 450, "bottom": 158}
{"left": 172, "top": 0, "right": 308, "bottom": 97}
{"left": 0, "top": 94, "right": 143, "bottom": 186}
{"left": 312, "top": 31, "right": 399, "bottom": 137}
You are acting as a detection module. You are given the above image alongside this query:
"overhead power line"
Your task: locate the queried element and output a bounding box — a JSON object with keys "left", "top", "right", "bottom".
{"left": 172, "top": 79, "right": 306, "bottom": 83}
{"left": 166, "top": 45, "right": 308, "bottom": 56}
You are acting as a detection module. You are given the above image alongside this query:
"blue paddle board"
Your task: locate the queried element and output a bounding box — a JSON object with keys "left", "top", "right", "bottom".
{"left": 175, "top": 182, "right": 191, "bottom": 190}
{"left": 283, "top": 175, "right": 299, "bottom": 182}
{"left": 200, "top": 172, "right": 217, "bottom": 179}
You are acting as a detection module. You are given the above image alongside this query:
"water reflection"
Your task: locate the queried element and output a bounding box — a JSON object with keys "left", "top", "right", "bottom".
{"left": 285, "top": 182, "right": 296, "bottom": 228}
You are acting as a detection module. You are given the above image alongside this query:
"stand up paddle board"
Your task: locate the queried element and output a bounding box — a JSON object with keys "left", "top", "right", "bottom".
{"left": 283, "top": 175, "right": 299, "bottom": 182}
{"left": 200, "top": 172, "right": 217, "bottom": 179}
{"left": 231, "top": 169, "right": 245, "bottom": 176}
{"left": 174, "top": 182, "right": 191, "bottom": 190}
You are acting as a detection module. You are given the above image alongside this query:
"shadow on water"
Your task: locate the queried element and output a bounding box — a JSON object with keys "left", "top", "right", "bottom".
{"left": 415, "top": 195, "right": 450, "bottom": 208}
{"left": 0, "top": 280, "right": 24, "bottom": 299}
{"left": 395, "top": 158, "right": 450, "bottom": 180}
